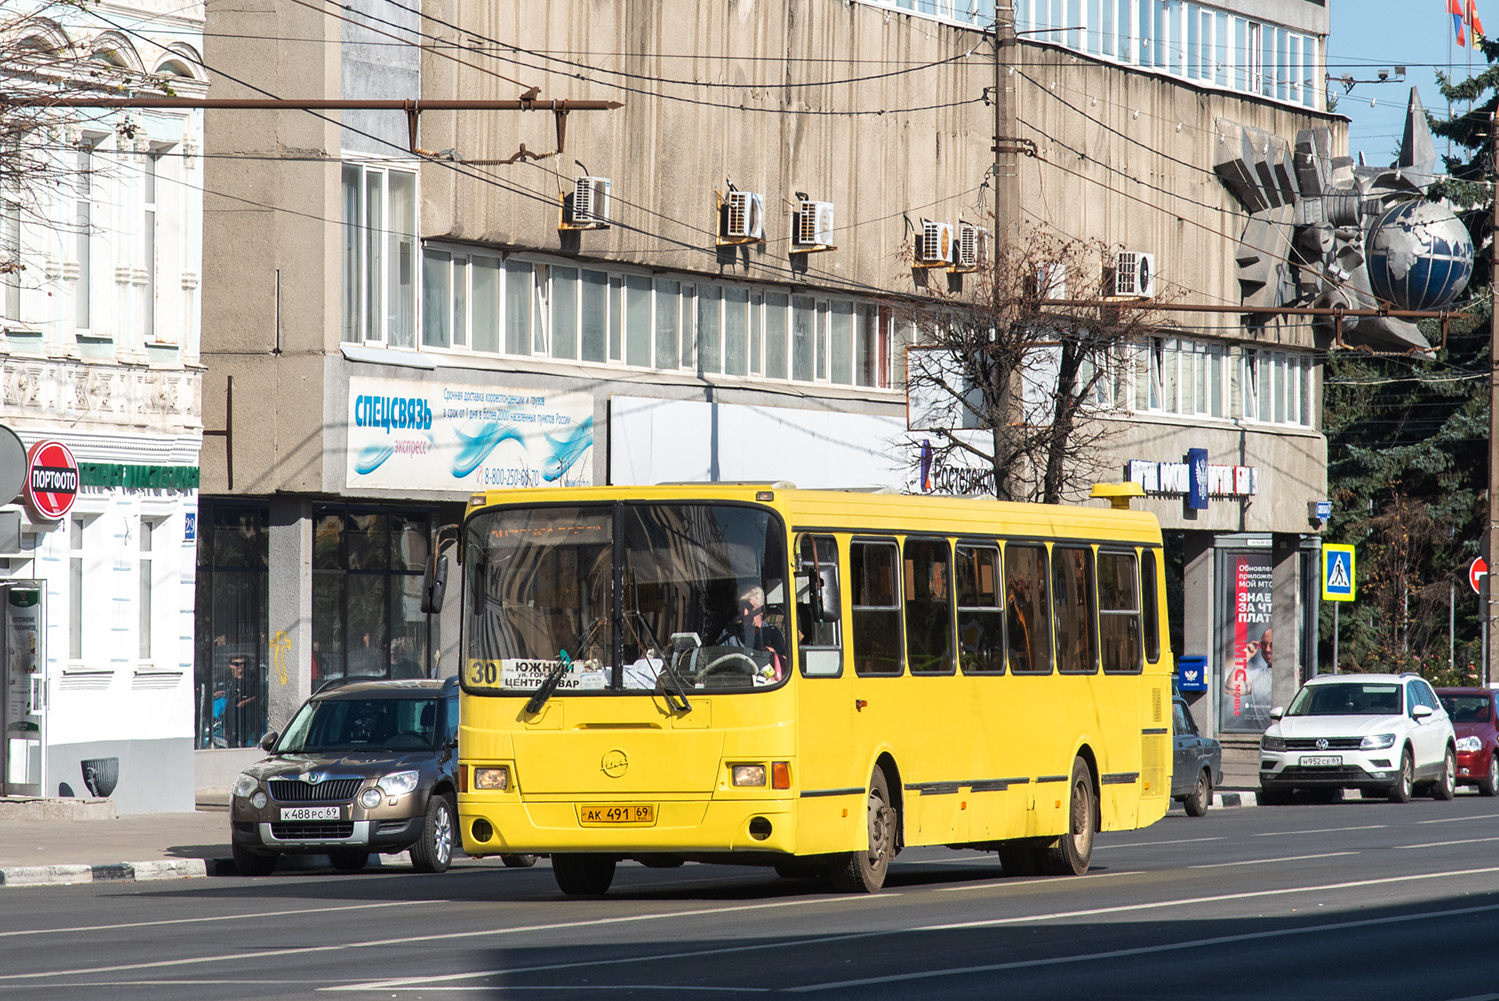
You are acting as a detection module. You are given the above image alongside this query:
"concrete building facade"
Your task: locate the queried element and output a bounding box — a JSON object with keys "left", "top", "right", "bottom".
{"left": 197, "top": 0, "right": 1335, "bottom": 784}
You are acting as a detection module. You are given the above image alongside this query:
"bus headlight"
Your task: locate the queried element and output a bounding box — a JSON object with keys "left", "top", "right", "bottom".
{"left": 732, "top": 765, "right": 767, "bottom": 787}
{"left": 474, "top": 767, "right": 509, "bottom": 791}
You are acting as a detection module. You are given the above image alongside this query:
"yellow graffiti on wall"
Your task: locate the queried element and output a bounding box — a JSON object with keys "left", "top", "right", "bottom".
{"left": 270, "top": 630, "right": 291, "bottom": 685}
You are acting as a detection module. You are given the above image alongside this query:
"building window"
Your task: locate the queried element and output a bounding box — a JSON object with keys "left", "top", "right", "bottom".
{"left": 312, "top": 507, "right": 433, "bottom": 685}
{"left": 2, "top": 197, "right": 19, "bottom": 324}
{"left": 75, "top": 138, "right": 99, "bottom": 332}
{"left": 142, "top": 151, "right": 158, "bottom": 341}
{"left": 341, "top": 162, "right": 417, "bottom": 346}
{"left": 194, "top": 501, "right": 269, "bottom": 749}
{"left": 69, "top": 515, "right": 86, "bottom": 660}
{"left": 139, "top": 519, "right": 155, "bottom": 660}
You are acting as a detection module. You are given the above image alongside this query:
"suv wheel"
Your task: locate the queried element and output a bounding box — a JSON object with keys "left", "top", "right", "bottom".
{"left": 1481, "top": 752, "right": 1499, "bottom": 797}
{"left": 232, "top": 843, "right": 278, "bottom": 877}
{"left": 1387, "top": 748, "right": 1414, "bottom": 803}
{"left": 411, "top": 794, "right": 455, "bottom": 873}
{"left": 1431, "top": 746, "right": 1457, "bottom": 801}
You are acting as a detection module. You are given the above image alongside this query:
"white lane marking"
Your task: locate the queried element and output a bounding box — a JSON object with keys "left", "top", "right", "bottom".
{"left": 327, "top": 866, "right": 1499, "bottom": 994}
{"left": 1253, "top": 825, "right": 1386, "bottom": 837}
{"left": 1398, "top": 835, "right": 1499, "bottom": 849}
{"left": 1417, "top": 813, "right": 1499, "bottom": 825}
{"left": 1438, "top": 995, "right": 1499, "bottom": 1001}
{"left": 1096, "top": 836, "right": 1226, "bottom": 849}
{"left": 0, "top": 901, "right": 429, "bottom": 939}
{"left": 935, "top": 870, "right": 1146, "bottom": 893}
{"left": 0, "top": 895, "right": 880, "bottom": 983}
{"left": 789, "top": 898, "right": 1499, "bottom": 992}
{"left": 1188, "top": 852, "right": 1357, "bottom": 869}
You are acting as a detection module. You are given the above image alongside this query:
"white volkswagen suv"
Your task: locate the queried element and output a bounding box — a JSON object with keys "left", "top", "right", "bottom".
{"left": 1258, "top": 673, "right": 1456, "bottom": 805}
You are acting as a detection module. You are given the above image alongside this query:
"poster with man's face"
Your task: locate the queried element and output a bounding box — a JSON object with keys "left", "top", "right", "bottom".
{"left": 1221, "top": 553, "right": 1273, "bottom": 733}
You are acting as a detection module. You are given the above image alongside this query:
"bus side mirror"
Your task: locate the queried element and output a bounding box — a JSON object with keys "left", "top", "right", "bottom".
{"left": 800, "top": 566, "right": 841, "bottom": 623}
{"left": 421, "top": 553, "right": 449, "bottom": 614}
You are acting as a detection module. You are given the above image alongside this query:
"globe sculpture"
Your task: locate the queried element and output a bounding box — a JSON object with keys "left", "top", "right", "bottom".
{"left": 1367, "top": 200, "right": 1475, "bottom": 312}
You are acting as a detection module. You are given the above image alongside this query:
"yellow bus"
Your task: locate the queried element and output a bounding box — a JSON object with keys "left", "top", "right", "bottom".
{"left": 449, "top": 482, "right": 1173, "bottom": 894}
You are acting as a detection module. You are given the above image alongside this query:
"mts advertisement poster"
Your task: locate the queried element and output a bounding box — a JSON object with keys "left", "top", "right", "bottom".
{"left": 345, "top": 377, "right": 594, "bottom": 493}
{"left": 1220, "top": 552, "right": 1274, "bottom": 733}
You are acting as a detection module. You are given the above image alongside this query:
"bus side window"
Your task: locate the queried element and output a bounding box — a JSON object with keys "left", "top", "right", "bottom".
{"left": 1052, "top": 546, "right": 1098, "bottom": 674}
{"left": 1005, "top": 544, "right": 1051, "bottom": 674}
{"left": 1098, "top": 551, "right": 1143, "bottom": 674}
{"left": 903, "top": 538, "right": 954, "bottom": 674}
{"left": 956, "top": 543, "right": 1004, "bottom": 674}
{"left": 797, "top": 534, "right": 842, "bottom": 676}
{"left": 1141, "top": 548, "right": 1162, "bottom": 663}
{"left": 850, "top": 539, "right": 903, "bottom": 676}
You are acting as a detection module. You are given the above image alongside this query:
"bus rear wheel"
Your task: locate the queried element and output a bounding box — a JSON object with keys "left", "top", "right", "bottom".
{"left": 552, "top": 854, "right": 616, "bottom": 896}
{"left": 829, "top": 768, "right": 896, "bottom": 893}
{"left": 1042, "top": 757, "right": 1097, "bottom": 877}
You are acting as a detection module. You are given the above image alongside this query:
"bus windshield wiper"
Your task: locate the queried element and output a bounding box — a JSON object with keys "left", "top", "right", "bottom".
{"left": 525, "top": 649, "right": 573, "bottom": 715}
{"left": 626, "top": 610, "right": 691, "bottom": 714}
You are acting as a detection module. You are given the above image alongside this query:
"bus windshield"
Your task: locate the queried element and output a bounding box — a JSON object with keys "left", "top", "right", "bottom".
{"left": 463, "top": 503, "right": 790, "bottom": 695}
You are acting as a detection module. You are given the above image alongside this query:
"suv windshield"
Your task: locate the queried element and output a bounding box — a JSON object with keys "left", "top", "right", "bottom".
{"left": 463, "top": 503, "right": 790, "bottom": 694}
{"left": 277, "top": 696, "right": 441, "bottom": 752}
{"left": 1287, "top": 683, "right": 1402, "bottom": 717}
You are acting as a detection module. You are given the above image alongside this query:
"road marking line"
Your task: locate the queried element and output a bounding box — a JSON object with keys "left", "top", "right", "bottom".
{"left": 0, "top": 901, "right": 429, "bottom": 939}
{"left": 1417, "top": 813, "right": 1499, "bottom": 825}
{"left": 1096, "top": 836, "right": 1226, "bottom": 849}
{"left": 1253, "top": 825, "right": 1386, "bottom": 837}
{"left": 0, "top": 896, "right": 874, "bottom": 983}
{"left": 789, "top": 899, "right": 1499, "bottom": 992}
{"left": 1188, "top": 851, "right": 1356, "bottom": 869}
{"left": 326, "top": 866, "right": 1499, "bottom": 994}
{"left": 935, "top": 870, "right": 1146, "bottom": 892}
{"left": 1398, "top": 835, "right": 1499, "bottom": 849}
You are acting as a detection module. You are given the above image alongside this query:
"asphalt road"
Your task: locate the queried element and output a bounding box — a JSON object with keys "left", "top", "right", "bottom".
{"left": 5, "top": 794, "right": 1499, "bottom": 1000}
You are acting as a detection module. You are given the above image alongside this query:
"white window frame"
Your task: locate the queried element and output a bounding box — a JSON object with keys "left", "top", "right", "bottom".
{"left": 341, "top": 161, "right": 418, "bottom": 347}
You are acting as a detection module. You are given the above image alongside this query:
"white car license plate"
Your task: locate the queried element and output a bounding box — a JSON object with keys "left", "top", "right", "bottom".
{"left": 1300, "top": 755, "right": 1342, "bottom": 768}
{"left": 280, "top": 806, "right": 340, "bottom": 821}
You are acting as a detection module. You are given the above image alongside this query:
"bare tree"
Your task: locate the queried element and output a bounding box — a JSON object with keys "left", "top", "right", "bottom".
{"left": 905, "top": 230, "right": 1173, "bottom": 504}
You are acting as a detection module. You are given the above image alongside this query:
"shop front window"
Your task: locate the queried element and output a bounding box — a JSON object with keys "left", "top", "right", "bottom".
{"left": 194, "top": 501, "right": 269, "bottom": 749}
{"left": 312, "top": 506, "right": 433, "bottom": 685}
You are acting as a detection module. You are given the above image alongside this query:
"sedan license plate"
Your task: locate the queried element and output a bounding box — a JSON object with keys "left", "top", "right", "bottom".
{"left": 579, "top": 803, "right": 656, "bottom": 826}
{"left": 280, "top": 806, "right": 341, "bottom": 821}
{"left": 1299, "top": 755, "right": 1342, "bottom": 768}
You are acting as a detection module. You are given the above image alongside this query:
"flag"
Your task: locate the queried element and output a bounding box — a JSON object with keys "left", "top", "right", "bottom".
{"left": 1451, "top": 0, "right": 1468, "bottom": 45}
{"left": 1469, "top": 0, "right": 1485, "bottom": 38}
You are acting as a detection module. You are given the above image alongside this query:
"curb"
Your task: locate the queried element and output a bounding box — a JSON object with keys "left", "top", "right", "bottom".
{"left": 0, "top": 858, "right": 217, "bottom": 888}
{"left": 1216, "top": 790, "right": 1258, "bottom": 808}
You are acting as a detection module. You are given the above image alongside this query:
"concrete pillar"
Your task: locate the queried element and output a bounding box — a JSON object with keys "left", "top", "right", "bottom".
{"left": 266, "top": 498, "right": 312, "bottom": 734}
{"left": 1180, "top": 530, "right": 1215, "bottom": 732}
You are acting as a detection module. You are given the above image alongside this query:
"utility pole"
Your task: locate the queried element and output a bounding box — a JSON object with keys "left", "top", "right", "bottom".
{"left": 1489, "top": 112, "right": 1499, "bottom": 685}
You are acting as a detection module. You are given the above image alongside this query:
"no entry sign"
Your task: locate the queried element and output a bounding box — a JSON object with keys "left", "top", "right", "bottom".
{"left": 24, "top": 439, "right": 79, "bottom": 521}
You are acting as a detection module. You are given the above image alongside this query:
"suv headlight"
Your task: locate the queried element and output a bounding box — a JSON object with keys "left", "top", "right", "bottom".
{"left": 1361, "top": 733, "right": 1397, "bottom": 750}
{"left": 377, "top": 770, "right": 421, "bottom": 797}
{"left": 1457, "top": 735, "right": 1483, "bottom": 753}
{"left": 232, "top": 772, "right": 259, "bottom": 799}
{"left": 1261, "top": 736, "right": 1286, "bottom": 752}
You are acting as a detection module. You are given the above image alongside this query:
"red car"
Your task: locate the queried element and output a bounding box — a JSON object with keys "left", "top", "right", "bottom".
{"left": 1436, "top": 687, "right": 1499, "bottom": 796}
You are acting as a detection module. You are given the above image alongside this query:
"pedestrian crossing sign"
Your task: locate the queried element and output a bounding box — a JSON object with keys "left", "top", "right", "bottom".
{"left": 1322, "top": 544, "right": 1355, "bottom": 602}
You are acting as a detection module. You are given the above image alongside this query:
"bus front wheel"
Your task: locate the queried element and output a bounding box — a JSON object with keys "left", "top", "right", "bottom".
{"left": 1042, "top": 757, "right": 1097, "bottom": 876}
{"left": 829, "top": 768, "right": 896, "bottom": 893}
{"left": 552, "top": 854, "right": 616, "bottom": 896}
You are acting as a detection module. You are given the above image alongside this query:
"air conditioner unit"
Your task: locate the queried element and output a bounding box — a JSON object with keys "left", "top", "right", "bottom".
{"left": 1113, "top": 250, "right": 1155, "bottom": 298}
{"left": 919, "top": 221, "right": 953, "bottom": 265}
{"left": 573, "top": 176, "right": 611, "bottom": 226}
{"left": 954, "top": 222, "right": 987, "bottom": 271}
{"left": 724, "top": 191, "right": 765, "bottom": 240}
{"left": 794, "top": 200, "right": 835, "bottom": 248}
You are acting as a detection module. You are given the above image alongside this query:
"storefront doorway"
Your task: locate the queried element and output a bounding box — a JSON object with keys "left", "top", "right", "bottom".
{"left": 2, "top": 583, "right": 46, "bottom": 797}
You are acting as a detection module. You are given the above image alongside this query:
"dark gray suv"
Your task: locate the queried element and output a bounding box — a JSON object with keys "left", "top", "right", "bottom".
{"left": 229, "top": 677, "right": 460, "bottom": 875}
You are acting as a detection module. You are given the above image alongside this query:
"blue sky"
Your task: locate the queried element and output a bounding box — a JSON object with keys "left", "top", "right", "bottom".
{"left": 1331, "top": 0, "right": 1490, "bottom": 165}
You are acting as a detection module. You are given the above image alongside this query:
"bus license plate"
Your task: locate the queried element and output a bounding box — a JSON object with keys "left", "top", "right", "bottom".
{"left": 580, "top": 804, "right": 656, "bottom": 825}
{"left": 1299, "top": 755, "right": 1341, "bottom": 768}
{"left": 280, "top": 806, "right": 341, "bottom": 821}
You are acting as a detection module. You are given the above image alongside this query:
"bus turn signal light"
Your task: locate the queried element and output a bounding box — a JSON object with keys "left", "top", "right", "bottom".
{"left": 772, "top": 761, "right": 791, "bottom": 789}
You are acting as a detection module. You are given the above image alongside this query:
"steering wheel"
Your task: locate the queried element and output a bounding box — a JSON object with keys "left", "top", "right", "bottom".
{"left": 696, "top": 651, "right": 762, "bottom": 684}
